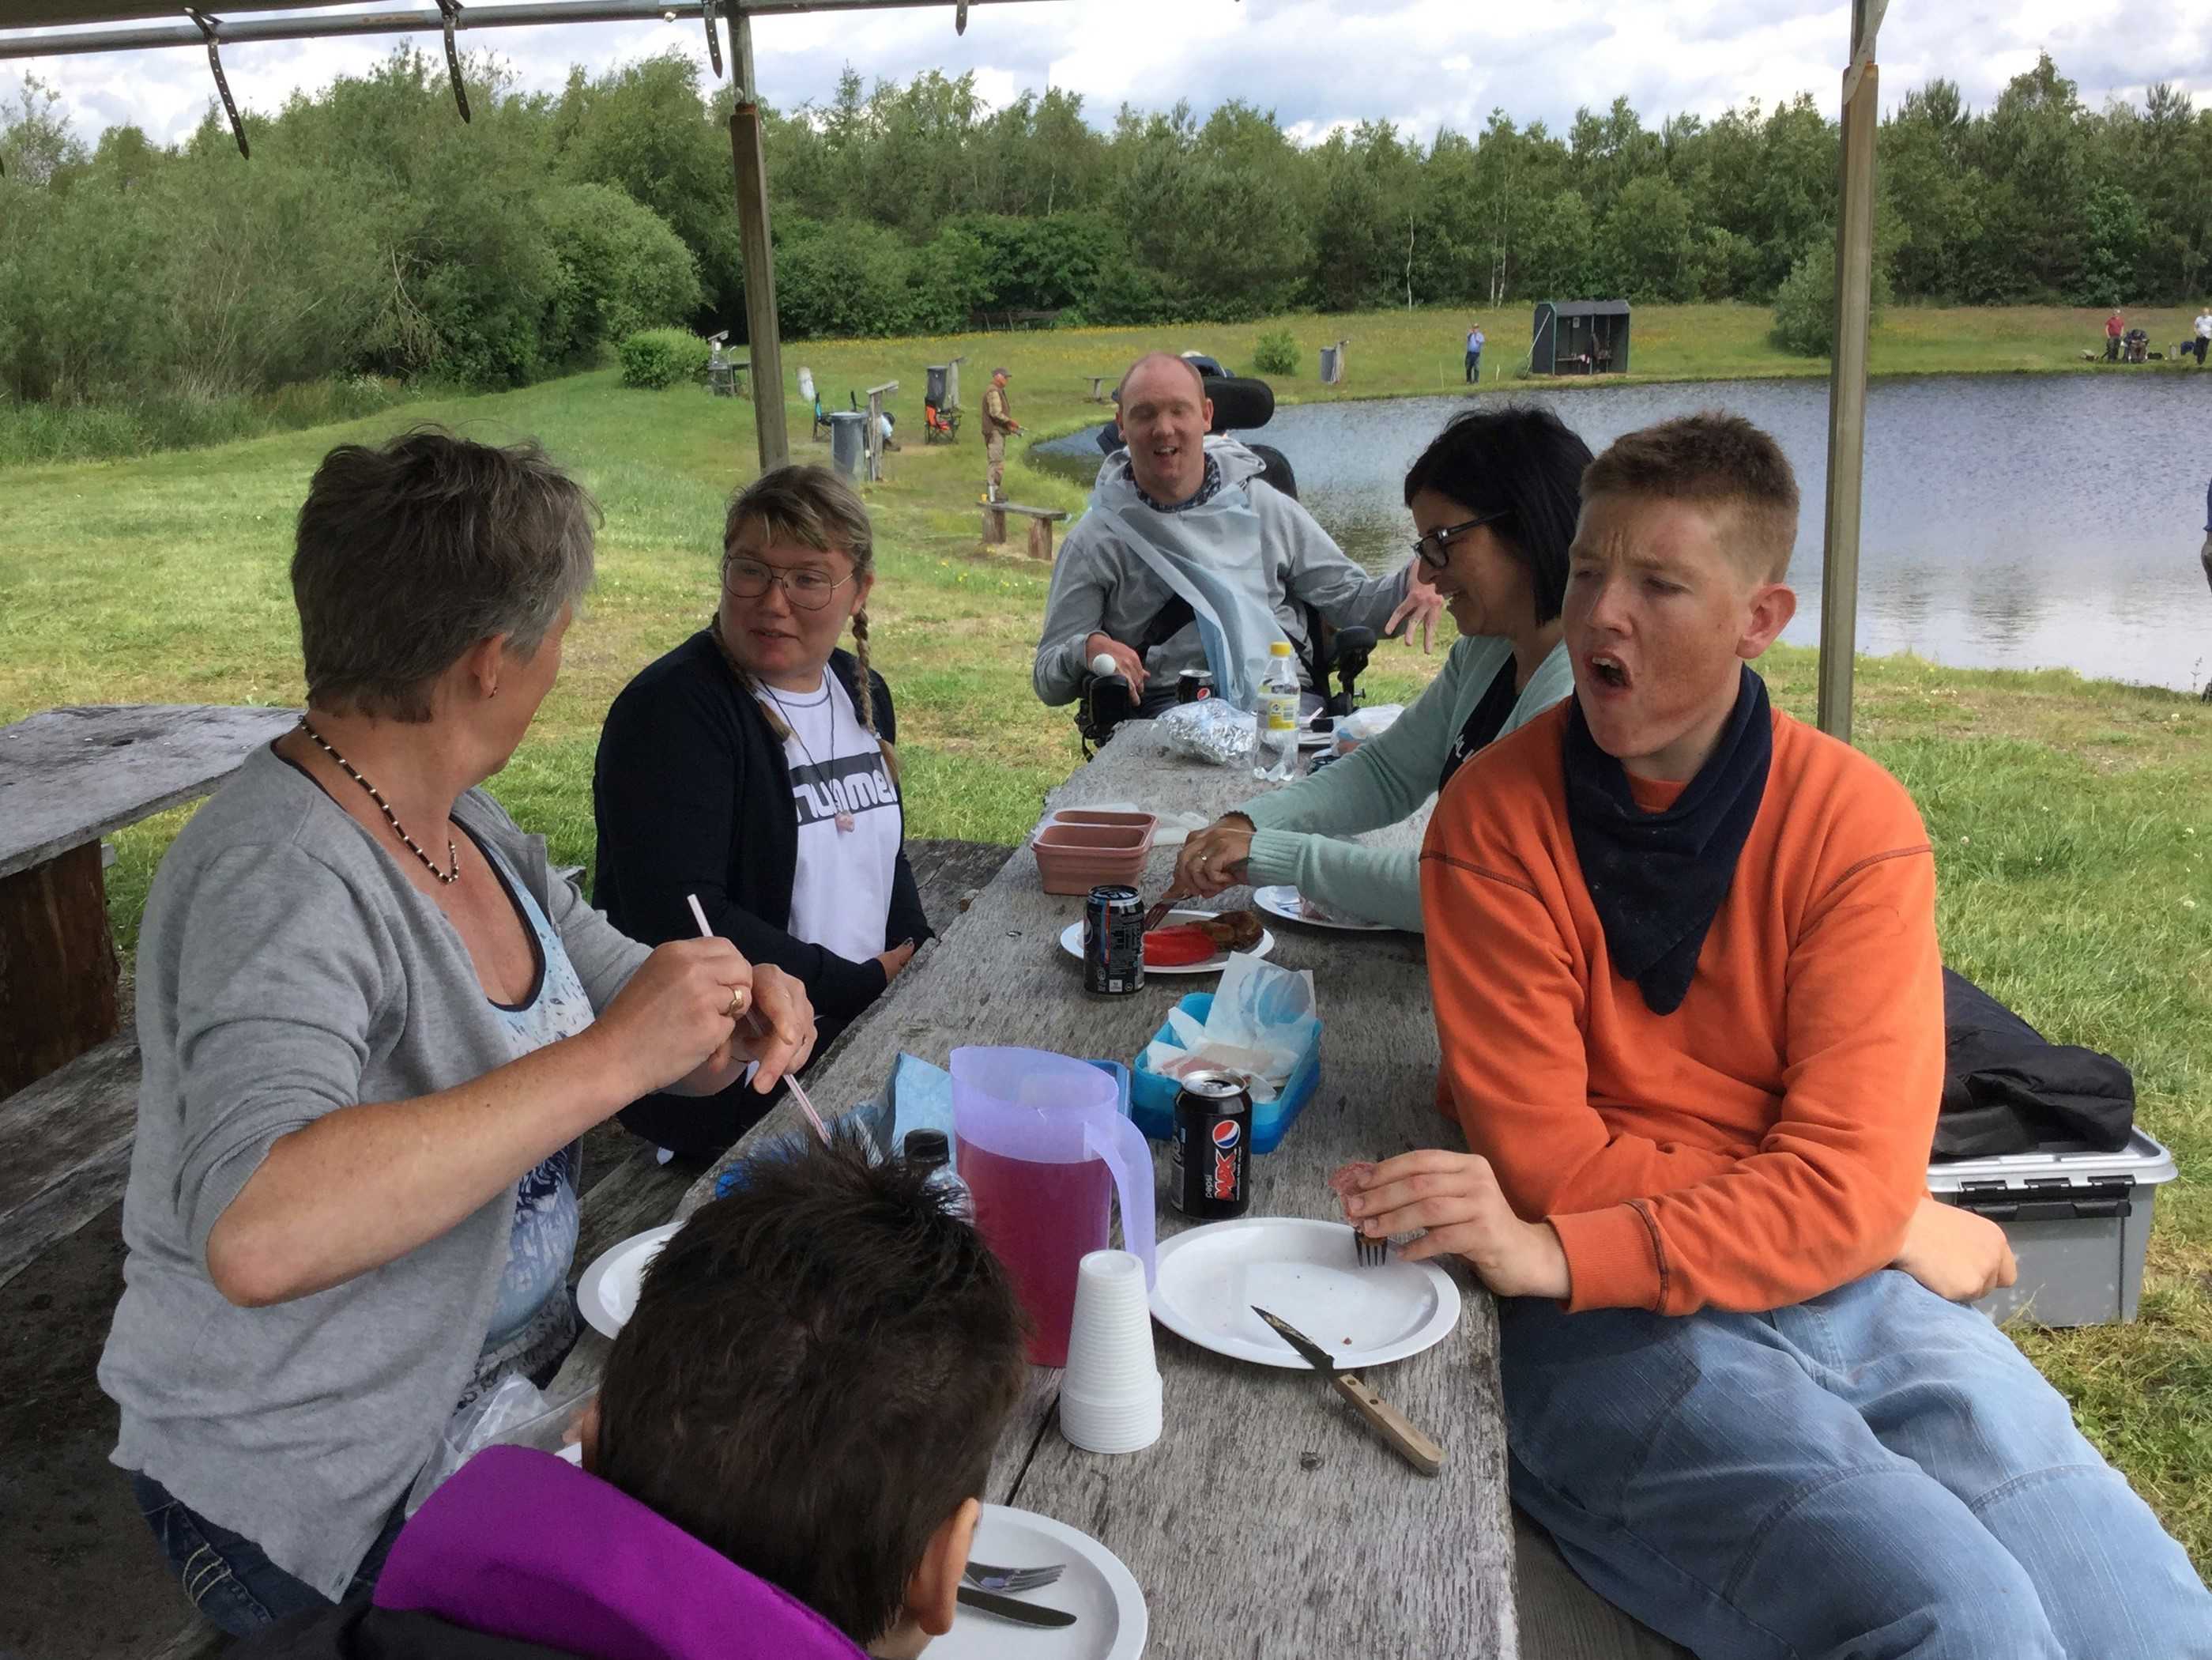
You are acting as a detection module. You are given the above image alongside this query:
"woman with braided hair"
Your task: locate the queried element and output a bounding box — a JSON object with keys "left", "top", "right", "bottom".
{"left": 594, "top": 465, "right": 933, "bottom": 1160}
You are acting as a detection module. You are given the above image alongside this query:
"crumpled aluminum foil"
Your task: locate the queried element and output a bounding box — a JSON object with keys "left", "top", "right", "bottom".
{"left": 1160, "top": 698, "right": 1258, "bottom": 765}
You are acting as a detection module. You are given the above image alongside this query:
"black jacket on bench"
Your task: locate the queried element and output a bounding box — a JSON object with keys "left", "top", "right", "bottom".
{"left": 592, "top": 631, "right": 931, "bottom": 1158}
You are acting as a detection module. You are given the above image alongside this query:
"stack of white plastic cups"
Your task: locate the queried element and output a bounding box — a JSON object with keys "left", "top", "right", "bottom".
{"left": 1057, "top": 1250, "right": 1163, "bottom": 1454}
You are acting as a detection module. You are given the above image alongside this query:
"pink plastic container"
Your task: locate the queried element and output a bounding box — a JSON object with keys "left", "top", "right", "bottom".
{"left": 1032, "top": 813, "right": 1156, "bottom": 895}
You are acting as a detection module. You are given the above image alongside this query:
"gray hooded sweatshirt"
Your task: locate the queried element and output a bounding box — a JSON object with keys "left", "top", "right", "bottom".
{"left": 1031, "top": 437, "right": 1411, "bottom": 706}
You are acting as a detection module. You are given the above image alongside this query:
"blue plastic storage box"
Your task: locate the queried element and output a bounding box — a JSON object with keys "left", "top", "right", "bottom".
{"left": 1127, "top": 992, "right": 1319, "bottom": 1153}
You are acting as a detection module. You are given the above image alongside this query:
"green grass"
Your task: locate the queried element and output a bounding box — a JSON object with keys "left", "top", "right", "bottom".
{"left": 3, "top": 313, "right": 2209, "bottom": 1574}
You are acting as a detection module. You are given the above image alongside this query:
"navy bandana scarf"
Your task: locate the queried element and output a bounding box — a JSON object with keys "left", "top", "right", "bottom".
{"left": 1562, "top": 664, "right": 1773, "bottom": 1016}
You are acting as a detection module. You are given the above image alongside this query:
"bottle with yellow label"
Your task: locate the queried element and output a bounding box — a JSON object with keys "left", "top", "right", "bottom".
{"left": 1253, "top": 639, "right": 1299, "bottom": 782}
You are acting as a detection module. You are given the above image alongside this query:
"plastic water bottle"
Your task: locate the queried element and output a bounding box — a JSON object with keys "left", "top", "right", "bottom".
{"left": 1253, "top": 639, "right": 1299, "bottom": 782}
{"left": 903, "top": 1129, "right": 974, "bottom": 1220}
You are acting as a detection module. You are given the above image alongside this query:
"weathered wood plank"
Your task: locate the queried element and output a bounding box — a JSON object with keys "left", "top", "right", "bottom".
{"left": 903, "top": 837, "right": 1015, "bottom": 935}
{"left": 0, "top": 1032, "right": 140, "bottom": 1288}
{"left": 666, "top": 720, "right": 1520, "bottom": 1658}
{"left": 0, "top": 704, "right": 298, "bottom": 880}
{"left": 1515, "top": 1510, "right": 1690, "bottom": 1660}
{"left": 0, "top": 840, "right": 121, "bottom": 1096}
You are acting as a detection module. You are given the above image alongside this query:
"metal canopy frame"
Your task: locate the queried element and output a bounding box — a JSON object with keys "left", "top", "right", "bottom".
{"left": 0, "top": 0, "right": 1882, "bottom": 740}
{"left": 0, "top": 0, "right": 1008, "bottom": 59}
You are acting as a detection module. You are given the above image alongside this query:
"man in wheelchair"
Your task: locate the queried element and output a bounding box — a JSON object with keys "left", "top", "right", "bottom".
{"left": 1032, "top": 352, "right": 1438, "bottom": 748}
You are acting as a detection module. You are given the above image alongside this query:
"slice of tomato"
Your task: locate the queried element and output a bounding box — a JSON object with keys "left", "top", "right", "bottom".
{"left": 1143, "top": 926, "right": 1215, "bottom": 967}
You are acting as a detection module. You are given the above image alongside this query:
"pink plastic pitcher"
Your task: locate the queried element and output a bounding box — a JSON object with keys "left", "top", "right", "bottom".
{"left": 951, "top": 1047, "right": 1157, "bottom": 1367}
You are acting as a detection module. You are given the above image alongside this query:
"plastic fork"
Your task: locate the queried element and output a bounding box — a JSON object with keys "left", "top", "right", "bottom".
{"left": 1355, "top": 1227, "right": 1389, "bottom": 1268}
{"left": 963, "top": 1560, "right": 1065, "bottom": 1594}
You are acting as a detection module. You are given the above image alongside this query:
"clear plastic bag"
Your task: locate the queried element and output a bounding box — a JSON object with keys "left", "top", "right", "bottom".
{"left": 1159, "top": 698, "right": 1257, "bottom": 766}
{"left": 1331, "top": 702, "right": 1404, "bottom": 755}
{"left": 405, "top": 1371, "right": 588, "bottom": 1515}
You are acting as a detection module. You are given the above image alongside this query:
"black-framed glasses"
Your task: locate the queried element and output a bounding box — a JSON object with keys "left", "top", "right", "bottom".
{"left": 722, "top": 556, "right": 854, "bottom": 611}
{"left": 1411, "top": 509, "right": 1509, "bottom": 572}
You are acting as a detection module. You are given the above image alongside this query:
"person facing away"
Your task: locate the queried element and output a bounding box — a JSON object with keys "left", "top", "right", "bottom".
{"left": 981, "top": 366, "right": 1018, "bottom": 498}
{"left": 1171, "top": 406, "right": 1583, "bottom": 931}
{"left": 2195, "top": 304, "right": 2212, "bottom": 364}
{"left": 1340, "top": 411, "right": 2212, "bottom": 1658}
{"left": 1464, "top": 323, "right": 1486, "bottom": 383}
{"left": 100, "top": 429, "right": 814, "bottom": 1638}
{"left": 233, "top": 1130, "right": 1031, "bottom": 1660}
{"left": 1033, "top": 349, "right": 1440, "bottom": 719}
{"left": 594, "top": 465, "right": 931, "bottom": 1164}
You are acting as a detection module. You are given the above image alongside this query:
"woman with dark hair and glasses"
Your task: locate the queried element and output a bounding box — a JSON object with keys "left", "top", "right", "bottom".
{"left": 1174, "top": 406, "right": 1592, "bottom": 931}
{"left": 593, "top": 465, "right": 932, "bottom": 1161}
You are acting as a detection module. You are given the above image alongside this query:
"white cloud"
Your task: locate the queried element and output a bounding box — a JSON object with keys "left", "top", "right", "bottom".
{"left": 6, "top": 0, "right": 2212, "bottom": 151}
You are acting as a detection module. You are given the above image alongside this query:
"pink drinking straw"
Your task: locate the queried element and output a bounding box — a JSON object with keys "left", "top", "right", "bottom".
{"left": 686, "top": 892, "right": 830, "bottom": 1145}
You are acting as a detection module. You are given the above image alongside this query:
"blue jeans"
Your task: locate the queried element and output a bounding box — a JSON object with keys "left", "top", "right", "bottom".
{"left": 132, "top": 1472, "right": 408, "bottom": 1637}
{"left": 1501, "top": 1270, "right": 2212, "bottom": 1659}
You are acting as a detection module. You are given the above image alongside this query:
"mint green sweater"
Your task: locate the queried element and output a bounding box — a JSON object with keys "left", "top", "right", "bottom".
{"left": 1236, "top": 636, "right": 1574, "bottom": 931}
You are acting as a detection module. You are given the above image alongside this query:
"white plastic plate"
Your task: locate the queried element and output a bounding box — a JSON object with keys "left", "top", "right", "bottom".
{"left": 1057, "top": 909, "right": 1274, "bottom": 976}
{"left": 1147, "top": 1216, "right": 1461, "bottom": 1371}
{"left": 1250, "top": 884, "right": 1396, "bottom": 934}
{"left": 931, "top": 1503, "right": 1147, "bottom": 1660}
{"left": 575, "top": 1220, "right": 682, "bottom": 1340}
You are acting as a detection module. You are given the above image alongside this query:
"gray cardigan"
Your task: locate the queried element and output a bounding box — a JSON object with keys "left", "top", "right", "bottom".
{"left": 99, "top": 745, "right": 649, "bottom": 1600}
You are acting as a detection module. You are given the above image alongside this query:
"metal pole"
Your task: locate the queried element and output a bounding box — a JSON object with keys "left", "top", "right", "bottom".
{"left": 728, "top": 10, "right": 788, "bottom": 473}
{"left": 1816, "top": 0, "right": 1880, "bottom": 741}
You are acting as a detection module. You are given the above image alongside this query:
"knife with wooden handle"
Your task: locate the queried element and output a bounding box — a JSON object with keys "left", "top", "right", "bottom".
{"left": 1328, "top": 1368, "right": 1444, "bottom": 1476}
{"left": 1253, "top": 1303, "right": 1444, "bottom": 1477}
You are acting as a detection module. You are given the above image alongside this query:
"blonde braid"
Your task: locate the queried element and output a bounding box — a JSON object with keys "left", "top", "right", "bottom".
{"left": 850, "top": 608, "right": 901, "bottom": 790}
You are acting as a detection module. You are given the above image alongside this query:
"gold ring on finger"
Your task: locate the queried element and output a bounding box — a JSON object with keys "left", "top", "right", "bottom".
{"left": 725, "top": 986, "right": 748, "bottom": 1020}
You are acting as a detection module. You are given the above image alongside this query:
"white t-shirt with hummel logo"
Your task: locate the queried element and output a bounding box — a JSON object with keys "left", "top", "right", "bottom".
{"left": 759, "top": 672, "right": 901, "bottom": 966}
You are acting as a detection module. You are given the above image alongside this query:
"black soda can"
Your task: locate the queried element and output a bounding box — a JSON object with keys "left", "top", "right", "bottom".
{"left": 1177, "top": 669, "right": 1215, "bottom": 704}
{"left": 1171, "top": 1070, "right": 1253, "bottom": 1218}
{"left": 1083, "top": 884, "right": 1145, "bottom": 995}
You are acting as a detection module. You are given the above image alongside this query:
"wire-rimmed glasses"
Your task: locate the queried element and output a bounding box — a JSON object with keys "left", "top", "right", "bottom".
{"left": 722, "top": 556, "right": 854, "bottom": 610}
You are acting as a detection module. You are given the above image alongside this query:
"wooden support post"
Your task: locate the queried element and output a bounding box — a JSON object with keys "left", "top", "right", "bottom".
{"left": 727, "top": 15, "right": 787, "bottom": 475}
{"left": 1027, "top": 517, "right": 1054, "bottom": 561}
{"left": 0, "top": 843, "right": 120, "bottom": 1100}
{"left": 863, "top": 379, "right": 899, "bottom": 484}
{"left": 1818, "top": 3, "right": 1880, "bottom": 742}
{"left": 982, "top": 504, "right": 1006, "bottom": 544}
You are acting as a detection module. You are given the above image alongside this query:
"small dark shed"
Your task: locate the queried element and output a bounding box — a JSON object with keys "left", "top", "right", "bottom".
{"left": 1532, "top": 300, "right": 1631, "bottom": 375}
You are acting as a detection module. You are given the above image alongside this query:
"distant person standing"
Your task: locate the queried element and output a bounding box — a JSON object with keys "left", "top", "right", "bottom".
{"left": 982, "top": 367, "right": 1019, "bottom": 500}
{"left": 2195, "top": 306, "right": 2212, "bottom": 365}
{"left": 1464, "top": 324, "right": 1486, "bottom": 384}
{"left": 2105, "top": 309, "right": 2125, "bottom": 362}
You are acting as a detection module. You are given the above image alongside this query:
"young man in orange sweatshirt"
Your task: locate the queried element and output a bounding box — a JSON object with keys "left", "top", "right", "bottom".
{"left": 1342, "top": 413, "right": 2212, "bottom": 1658}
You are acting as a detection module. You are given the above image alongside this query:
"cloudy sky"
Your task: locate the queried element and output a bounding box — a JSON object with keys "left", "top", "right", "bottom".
{"left": 7, "top": 0, "right": 2212, "bottom": 152}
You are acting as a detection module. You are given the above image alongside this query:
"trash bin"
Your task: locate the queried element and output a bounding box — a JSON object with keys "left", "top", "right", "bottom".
{"left": 926, "top": 364, "right": 950, "bottom": 407}
{"left": 827, "top": 410, "right": 868, "bottom": 478}
{"left": 1317, "top": 344, "right": 1342, "bottom": 384}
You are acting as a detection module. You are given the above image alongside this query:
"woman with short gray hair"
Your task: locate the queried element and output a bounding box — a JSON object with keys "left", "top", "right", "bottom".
{"left": 99, "top": 428, "right": 817, "bottom": 1636}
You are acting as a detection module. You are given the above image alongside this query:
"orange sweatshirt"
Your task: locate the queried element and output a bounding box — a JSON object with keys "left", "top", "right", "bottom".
{"left": 1418, "top": 699, "right": 1943, "bottom": 1316}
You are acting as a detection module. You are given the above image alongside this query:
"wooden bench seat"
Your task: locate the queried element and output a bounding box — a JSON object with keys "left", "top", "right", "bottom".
{"left": 980, "top": 500, "right": 1071, "bottom": 561}
{"left": 0, "top": 1031, "right": 141, "bottom": 1290}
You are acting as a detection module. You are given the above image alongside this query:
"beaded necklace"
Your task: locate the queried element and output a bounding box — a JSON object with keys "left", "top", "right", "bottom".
{"left": 298, "top": 717, "right": 461, "bottom": 884}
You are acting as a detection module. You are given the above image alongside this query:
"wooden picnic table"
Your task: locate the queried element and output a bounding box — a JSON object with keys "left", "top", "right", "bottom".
{"left": 547, "top": 719, "right": 1520, "bottom": 1658}
{"left": 0, "top": 703, "right": 299, "bottom": 1097}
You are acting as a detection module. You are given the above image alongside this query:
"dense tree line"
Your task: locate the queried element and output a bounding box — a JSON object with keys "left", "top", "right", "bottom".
{"left": 3, "top": 46, "right": 2207, "bottom": 407}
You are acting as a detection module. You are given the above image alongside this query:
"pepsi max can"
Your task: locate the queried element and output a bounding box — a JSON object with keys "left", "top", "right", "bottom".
{"left": 1171, "top": 1070, "right": 1252, "bottom": 1218}
{"left": 1083, "top": 884, "right": 1144, "bottom": 996}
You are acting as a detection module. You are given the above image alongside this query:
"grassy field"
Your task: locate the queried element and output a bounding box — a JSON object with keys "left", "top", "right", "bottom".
{"left": 2, "top": 305, "right": 2209, "bottom": 1571}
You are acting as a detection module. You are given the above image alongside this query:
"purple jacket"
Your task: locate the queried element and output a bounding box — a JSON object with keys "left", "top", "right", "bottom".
{"left": 360, "top": 1445, "right": 869, "bottom": 1660}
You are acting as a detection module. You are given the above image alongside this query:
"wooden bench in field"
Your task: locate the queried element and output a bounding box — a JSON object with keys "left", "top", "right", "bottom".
{"left": 981, "top": 500, "right": 1070, "bottom": 560}
{"left": 0, "top": 704, "right": 299, "bottom": 1101}
{"left": 1087, "top": 374, "right": 1110, "bottom": 402}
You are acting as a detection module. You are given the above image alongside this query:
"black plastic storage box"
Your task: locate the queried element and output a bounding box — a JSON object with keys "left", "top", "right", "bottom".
{"left": 1926, "top": 1130, "right": 2176, "bottom": 1327}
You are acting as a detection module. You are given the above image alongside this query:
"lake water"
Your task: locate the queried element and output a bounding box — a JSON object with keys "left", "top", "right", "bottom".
{"left": 1038, "top": 375, "right": 2212, "bottom": 693}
